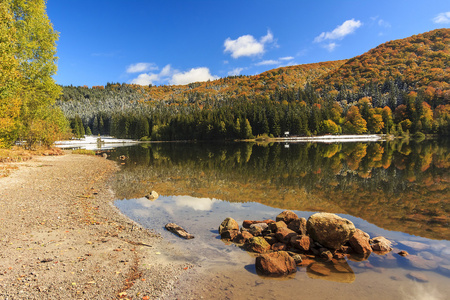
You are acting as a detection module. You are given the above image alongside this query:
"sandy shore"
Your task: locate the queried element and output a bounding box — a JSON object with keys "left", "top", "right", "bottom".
{"left": 0, "top": 152, "right": 198, "bottom": 299}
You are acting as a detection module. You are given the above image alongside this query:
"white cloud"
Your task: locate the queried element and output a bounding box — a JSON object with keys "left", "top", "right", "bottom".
{"left": 130, "top": 73, "right": 159, "bottom": 85}
{"left": 170, "top": 67, "right": 218, "bottom": 85}
{"left": 279, "top": 56, "right": 294, "bottom": 61}
{"left": 324, "top": 42, "right": 338, "bottom": 52}
{"left": 126, "top": 62, "right": 158, "bottom": 73}
{"left": 433, "top": 12, "right": 450, "bottom": 24}
{"left": 314, "top": 19, "right": 362, "bottom": 43}
{"left": 224, "top": 30, "right": 275, "bottom": 58}
{"left": 228, "top": 67, "right": 244, "bottom": 76}
{"left": 255, "top": 59, "right": 279, "bottom": 66}
{"left": 378, "top": 19, "right": 391, "bottom": 28}
{"left": 173, "top": 196, "right": 217, "bottom": 211}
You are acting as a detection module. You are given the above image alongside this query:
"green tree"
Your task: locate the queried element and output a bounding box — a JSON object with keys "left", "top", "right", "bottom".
{"left": 11, "top": 0, "right": 67, "bottom": 147}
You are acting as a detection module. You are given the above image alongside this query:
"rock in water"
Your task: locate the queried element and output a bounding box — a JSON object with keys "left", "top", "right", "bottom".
{"left": 255, "top": 251, "right": 297, "bottom": 276}
{"left": 276, "top": 210, "right": 299, "bottom": 225}
{"left": 145, "top": 191, "right": 159, "bottom": 200}
{"left": 165, "top": 223, "right": 194, "bottom": 239}
{"left": 244, "top": 237, "right": 271, "bottom": 253}
{"left": 349, "top": 229, "right": 372, "bottom": 255}
{"left": 306, "top": 213, "right": 356, "bottom": 250}
{"left": 219, "top": 217, "right": 239, "bottom": 234}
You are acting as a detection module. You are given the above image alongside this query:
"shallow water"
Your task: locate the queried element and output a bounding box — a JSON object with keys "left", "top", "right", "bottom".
{"left": 112, "top": 140, "right": 450, "bottom": 299}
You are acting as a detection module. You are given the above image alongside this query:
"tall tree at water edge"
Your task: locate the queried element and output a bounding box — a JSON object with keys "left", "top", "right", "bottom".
{"left": 0, "top": 0, "right": 69, "bottom": 148}
{"left": 0, "top": 1, "right": 21, "bottom": 147}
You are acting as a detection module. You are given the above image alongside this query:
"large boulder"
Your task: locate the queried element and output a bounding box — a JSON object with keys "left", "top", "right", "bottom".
{"left": 268, "top": 221, "right": 287, "bottom": 233}
{"left": 348, "top": 229, "right": 372, "bottom": 255}
{"left": 306, "top": 213, "right": 356, "bottom": 250}
{"left": 233, "top": 231, "right": 253, "bottom": 244}
{"left": 255, "top": 251, "right": 297, "bottom": 276}
{"left": 276, "top": 210, "right": 299, "bottom": 225}
{"left": 219, "top": 217, "right": 239, "bottom": 234}
{"left": 244, "top": 237, "right": 271, "bottom": 253}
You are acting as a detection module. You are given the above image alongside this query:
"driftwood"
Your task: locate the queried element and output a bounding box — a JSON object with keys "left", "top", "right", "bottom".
{"left": 165, "top": 223, "right": 194, "bottom": 239}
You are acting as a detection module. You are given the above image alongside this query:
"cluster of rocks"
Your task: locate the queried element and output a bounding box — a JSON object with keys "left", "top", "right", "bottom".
{"left": 218, "top": 211, "right": 393, "bottom": 277}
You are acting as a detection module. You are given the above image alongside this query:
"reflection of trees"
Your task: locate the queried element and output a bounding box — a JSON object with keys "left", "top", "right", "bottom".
{"left": 111, "top": 139, "right": 450, "bottom": 240}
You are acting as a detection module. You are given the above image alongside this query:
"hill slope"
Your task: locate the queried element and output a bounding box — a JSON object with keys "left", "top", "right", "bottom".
{"left": 314, "top": 28, "right": 450, "bottom": 106}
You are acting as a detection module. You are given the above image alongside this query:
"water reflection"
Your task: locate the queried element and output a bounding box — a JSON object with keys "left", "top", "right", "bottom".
{"left": 111, "top": 139, "right": 449, "bottom": 240}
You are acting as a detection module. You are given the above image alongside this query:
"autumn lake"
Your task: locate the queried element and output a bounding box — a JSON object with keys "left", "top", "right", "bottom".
{"left": 111, "top": 139, "right": 449, "bottom": 299}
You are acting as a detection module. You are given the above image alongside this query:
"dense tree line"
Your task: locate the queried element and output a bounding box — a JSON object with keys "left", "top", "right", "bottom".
{"left": 60, "top": 82, "right": 450, "bottom": 141}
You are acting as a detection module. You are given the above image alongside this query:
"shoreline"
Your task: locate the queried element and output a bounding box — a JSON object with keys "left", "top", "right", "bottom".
{"left": 0, "top": 152, "right": 195, "bottom": 299}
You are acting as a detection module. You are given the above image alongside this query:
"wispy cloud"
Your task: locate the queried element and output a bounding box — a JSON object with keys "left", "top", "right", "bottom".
{"left": 224, "top": 30, "right": 275, "bottom": 58}
{"left": 314, "top": 19, "right": 362, "bottom": 43}
{"left": 228, "top": 67, "right": 244, "bottom": 76}
{"left": 279, "top": 56, "right": 294, "bottom": 61}
{"left": 324, "top": 42, "right": 338, "bottom": 52}
{"left": 126, "top": 62, "right": 158, "bottom": 73}
{"left": 255, "top": 59, "right": 279, "bottom": 66}
{"left": 433, "top": 11, "right": 450, "bottom": 24}
{"left": 378, "top": 19, "right": 391, "bottom": 28}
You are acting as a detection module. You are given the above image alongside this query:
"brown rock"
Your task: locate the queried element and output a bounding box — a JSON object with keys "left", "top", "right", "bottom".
{"left": 233, "top": 231, "right": 253, "bottom": 244}
{"left": 244, "top": 237, "right": 271, "bottom": 254}
{"left": 268, "top": 221, "right": 287, "bottom": 233}
{"left": 290, "top": 235, "right": 312, "bottom": 251}
{"left": 264, "top": 235, "right": 278, "bottom": 245}
{"left": 319, "top": 248, "right": 333, "bottom": 261}
{"left": 276, "top": 210, "right": 299, "bottom": 225}
{"left": 398, "top": 250, "right": 409, "bottom": 257}
{"left": 220, "top": 229, "right": 239, "bottom": 241}
{"left": 219, "top": 217, "right": 239, "bottom": 234}
{"left": 349, "top": 229, "right": 372, "bottom": 255}
{"left": 255, "top": 251, "right": 297, "bottom": 276}
{"left": 287, "top": 217, "right": 307, "bottom": 235}
{"left": 272, "top": 243, "right": 288, "bottom": 251}
{"left": 275, "top": 227, "right": 297, "bottom": 244}
{"left": 407, "top": 272, "right": 429, "bottom": 282}
{"left": 165, "top": 223, "right": 194, "bottom": 239}
{"left": 370, "top": 236, "right": 393, "bottom": 253}
{"left": 306, "top": 213, "right": 356, "bottom": 250}
{"left": 243, "top": 219, "right": 275, "bottom": 228}
{"left": 248, "top": 223, "right": 268, "bottom": 236}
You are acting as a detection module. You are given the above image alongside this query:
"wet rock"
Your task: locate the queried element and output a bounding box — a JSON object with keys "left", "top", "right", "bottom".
{"left": 255, "top": 251, "right": 297, "bottom": 276}
{"left": 232, "top": 231, "right": 253, "bottom": 244}
{"left": 268, "top": 221, "right": 287, "bottom": 233}
{"left": 306, "top": 213, "right": 356, "bottom": 250}
{"left": 287, "top": 217, "right": 307, "bottom": 235}
{"left": 219, "top": 218, "right": 239, "bottom": 234}
{"left": 221, "top": 229, "right": 239, "bottom": 241}
{"left": 248, "top": 223, "right": 268, "bottom": 236}
{"left": 165, "top": 223, "right": 194, "bottom": 239}
{"left": 272, "top": 242, "right": 288, "bottom": 251}
{"left": 145, "top": 190, "right": 159, "bottom": 200}
{"left": 245, "top": 237, "right": 271, "bottom": 254}
{"left": 370, "top": 236, "right": 393, "bottom": 253}
{"left": 275, "top": 227, "right": 297, "bottom": 244}
{"left": 290, "top": 235, "right": 312, "bottom": 252}
{"left": 349, "top": 229, "right": 372, "bottom": 255}
{"left": 407, "top": 272, "right": 429, "bottom": 282}
{"left": 397, "top": 250, "right": 409, "bottom": 257}
{"left": 291, "top": 254, "right": 303, "bottom": 265}
{"left": 319, "top": 248, "right": 333, "bottom": 262}
{"left": 275, "top": 210, "right": 299, "bottom": 225}
{"left": 307, "top": 262, "right": 355, "bottom": 283}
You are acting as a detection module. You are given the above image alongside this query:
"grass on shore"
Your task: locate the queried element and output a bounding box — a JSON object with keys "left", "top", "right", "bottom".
{"left": 72, "top": 149, "right": 96, "bottom": 155}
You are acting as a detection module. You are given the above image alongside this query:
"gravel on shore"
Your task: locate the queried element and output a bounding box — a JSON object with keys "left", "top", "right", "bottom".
{"left": 0, "top": 152, "right": 199, "bottom": 299}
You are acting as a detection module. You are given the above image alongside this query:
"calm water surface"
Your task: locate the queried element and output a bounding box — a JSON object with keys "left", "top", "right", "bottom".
{"left": 112, "top": 140, "right": 450, "bottom": 299}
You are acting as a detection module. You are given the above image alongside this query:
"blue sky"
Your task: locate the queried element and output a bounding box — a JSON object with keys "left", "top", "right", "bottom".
{"left": 46, "top": 0, "right": 450, "bottom": 87}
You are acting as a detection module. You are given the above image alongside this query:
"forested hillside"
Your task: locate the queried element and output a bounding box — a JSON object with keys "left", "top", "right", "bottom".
{"left": 57, "top": 29, "right": 450, "bottom": 141}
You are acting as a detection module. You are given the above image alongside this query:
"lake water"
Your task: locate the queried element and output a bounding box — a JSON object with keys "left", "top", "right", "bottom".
{"left": 111, "top": 139, "right": 450, "bottom": 299}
